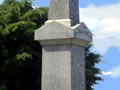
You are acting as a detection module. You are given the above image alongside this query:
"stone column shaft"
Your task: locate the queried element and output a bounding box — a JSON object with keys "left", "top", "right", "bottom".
{"left": 42, "top": 44, "right": 85, "bottom": 90}
{"left": 49, "top": 0, "right": 79, "bottom": 26}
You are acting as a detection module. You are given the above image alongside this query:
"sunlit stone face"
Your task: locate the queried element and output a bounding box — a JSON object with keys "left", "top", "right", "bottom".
{"left": 49, "top": 0, "right": 79, "bottom": 25}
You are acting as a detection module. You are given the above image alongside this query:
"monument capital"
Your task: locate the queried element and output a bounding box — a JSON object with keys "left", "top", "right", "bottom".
{"left": 49, "top": 0, "right": 79, "bottom": 26}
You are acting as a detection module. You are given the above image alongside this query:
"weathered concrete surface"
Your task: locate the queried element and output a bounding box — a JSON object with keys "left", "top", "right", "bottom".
{"left": 42, "top": 45, "right": 71, "bottom": 90}
{"left": 35, "top": 20, "right": 92, "bottom": 90}
{"left": 71, "top": 45, "right": 85, "bottom": 90}
{"left": 35, "top": 0, "right": 92, "bottom": 90}
{"left": 35, "top": 21, "right": 92, "bottom": 43}
{"left": 42, "top": 44, "right": 85, "bottom": 90}
{"left": 49, "top": 0, "right": 79, "bottom": 26}
{"left": 35, "top": 21, "right": 73, "bottom": 40}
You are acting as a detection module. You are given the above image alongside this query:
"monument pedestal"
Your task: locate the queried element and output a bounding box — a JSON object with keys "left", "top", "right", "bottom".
{"left": 35, "top": 0, "right": 92, "bottom": 89}
{"left": 42, "top": 44, "right": 85, "bottom": 90}
{"left": 35, "top": 21, "right": 92, "bottom": 90}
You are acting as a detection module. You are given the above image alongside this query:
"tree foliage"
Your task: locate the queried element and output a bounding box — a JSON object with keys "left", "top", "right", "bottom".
{"left": 0, "top": 0, "right": 102, "bottom": 90}
{"left": 0, "top": 0, "right": 48, "bottom": 90}
{"left": 85, "top": 45, "right": 102, "bottom": 90}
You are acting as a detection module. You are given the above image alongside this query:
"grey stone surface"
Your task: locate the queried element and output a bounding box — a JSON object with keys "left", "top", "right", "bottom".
{"left": 45, "top": 19, "right": 72, "bottom": 27}
{"left": 73, "top": 23, "right": 92, "bottom": 41}
{"left": 35, "top": 0, "right": 92, "bottom": 90}
{"left": 41, "top": 44, "right": 85, "bottom": 90}
{"left": 35, "top": 21, "right": 92, "bottom": 44}
{"left": 35, "top": 21, "right": 73, "bottom": 40}
{"left": 71, "top": 45, "right": 85, "bottom": 90}
{"left": 49, "top": 0, "right": 79, "bottom": 26}
{"left": 35, "top": 20, "right": 92, "bottom": 90}
{"left": 42, "top": 45, "right": 71, "bottom": 90}
{"left": 39, "top": 39, "right": 89, "bottom": 47}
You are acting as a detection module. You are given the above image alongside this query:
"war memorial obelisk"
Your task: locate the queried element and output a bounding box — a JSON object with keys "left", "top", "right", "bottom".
{"left": 35, "top": 0, "right": 92, "bottom": 90}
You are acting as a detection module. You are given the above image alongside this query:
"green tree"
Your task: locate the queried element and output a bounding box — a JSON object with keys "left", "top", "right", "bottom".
{"left": 85, "top": 45, "right": 102, "bottom": 90}
{"left": 0, "top": 0, "right": 102, "bottom": 90}
{"left": 0, "top": 0, "right": 48, "bottom": 90}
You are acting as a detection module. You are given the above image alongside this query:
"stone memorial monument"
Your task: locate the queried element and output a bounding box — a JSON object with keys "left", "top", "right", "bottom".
{"left": 35, "top": 0, "right": 92, "bottom": 90}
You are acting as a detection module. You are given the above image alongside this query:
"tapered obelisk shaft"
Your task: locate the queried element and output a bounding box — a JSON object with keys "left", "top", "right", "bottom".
{"left": 49, "top": 0, "right": 79, "bottom": 26}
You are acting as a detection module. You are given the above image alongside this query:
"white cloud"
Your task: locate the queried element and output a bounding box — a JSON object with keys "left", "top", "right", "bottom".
{"left": 80, "top": 3, "right": 120, "bottom": 54}
{"left": 102, "top": 66, "right": 120, "bottom": 78}
{"left": 99, "top": 18, "right": 120, "bottom": 33}
{"left": 102, "top": 71, "right": 112, "bottom": 76}
{"left": 93, "top": 37, "right": 120, "bottom": 54}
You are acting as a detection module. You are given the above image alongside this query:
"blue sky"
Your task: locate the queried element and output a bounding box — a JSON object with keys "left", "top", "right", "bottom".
{"left": 34, "top": 0, "right": 120, "bottom": 7}
{"left": 0, "top": 0, "right": 120, "bottom": 90}
{"left": 33, "top": 0, "right": 120, "bottom": 90}
{"left": 79, "top": 0, "right": 120, "bottom": 7}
